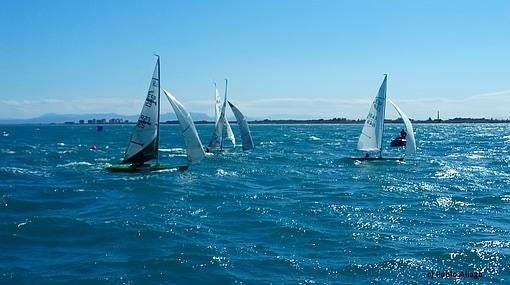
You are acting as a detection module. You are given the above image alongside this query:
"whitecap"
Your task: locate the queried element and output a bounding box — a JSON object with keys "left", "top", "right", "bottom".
{"left": 436, "top": 197, "right": 453, "bottom": 208}
{"left": 435, "top": 168, "right": 459, "bottom": 179}
{"left": 216, "top": 168, "right": 238, "bottom": 177}
{"left": 436, "top": 197, "right": 470, "bottom": 209}
{"left": 475, "top": 240, "right": 510, "bottom": 248}
{"left": 157, "top": 168, "right": 179, "bottom": 173}
{"left": 1, "top": 167, "right": 45, "bottom": 176}
{"left": 467, "top": 154, "right": 483, "bottom": 159}
{"left": 309, "top": 135, "right": 320, "bottom": 141}
{"left": 160, "top": 148, "right": 185, "bottom": 153}
{"left": 17, "top": 219, "right": 30, "bottom": 228}
{"left": 57, "top": 161, "right": 93, "bottom": 167}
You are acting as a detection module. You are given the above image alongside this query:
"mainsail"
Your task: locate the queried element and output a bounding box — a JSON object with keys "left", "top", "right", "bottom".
{"left": 207, "top": 80, "right": 231, "bottom": 152}
{"left": 388, "top": 99, "right": 416, "bottom": 155}
{"left": 228, "top": 101, "right": 254, "bottom": 151}
{"left": 122, "top": 57, "right": 160, "bottom": 164}
{"left": 214, "top": 82, "right": 235, "bottom": 145}
{"left": 357, "top": 74, "right": 387, "bottom": 152}
{"left": 163, "top": 89, "right": 206, "bottom": 164}
{"left": 207, "top": 99, "right": 227, "bottom": 151}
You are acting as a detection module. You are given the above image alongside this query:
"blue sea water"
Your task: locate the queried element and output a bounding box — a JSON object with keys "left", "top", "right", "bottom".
{"left": 1, "top": 123, "right": 509, "bottom": 284}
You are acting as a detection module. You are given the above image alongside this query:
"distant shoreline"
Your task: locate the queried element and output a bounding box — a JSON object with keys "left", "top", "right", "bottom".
{"left": 240, "top": 118, "right": 510, "bottom": 124}
{"left": 68, "top": 117, "right": 510, "bottom": 125}
{"left": 2, "top": 117, "right": 510, "bottom": 125}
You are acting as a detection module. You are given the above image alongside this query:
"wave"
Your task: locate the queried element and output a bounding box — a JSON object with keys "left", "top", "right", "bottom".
{"left": 57, "top": 161, "right": 93, "bottom": 167}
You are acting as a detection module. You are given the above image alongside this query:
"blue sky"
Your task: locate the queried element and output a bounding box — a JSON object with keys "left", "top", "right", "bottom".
{"left": 1, "top": 0, "right": 509, "bottom": 120}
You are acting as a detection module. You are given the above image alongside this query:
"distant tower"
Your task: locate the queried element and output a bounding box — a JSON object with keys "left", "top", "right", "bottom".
{"left": 437, "top": 110, "right": 440, "bottom": 121}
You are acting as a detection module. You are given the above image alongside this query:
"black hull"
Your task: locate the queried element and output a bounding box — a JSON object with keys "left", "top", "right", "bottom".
{"left": 390, "top": 137, "right": 406, "bottom": 147}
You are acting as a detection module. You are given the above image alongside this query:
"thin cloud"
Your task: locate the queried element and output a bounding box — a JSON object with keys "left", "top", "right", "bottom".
{"left": 473, "top": 89, "right": 510, "bottom": 99}
{"left": 1, "top": 88, "right": 510, "bottom": 120}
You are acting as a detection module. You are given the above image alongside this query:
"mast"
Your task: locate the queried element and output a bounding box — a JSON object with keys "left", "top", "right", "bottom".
{"left": 380, "top": 74, "right": 387, "bottom": 158}
{"left": 220, "top": 79, "right": 228, "bottom": 150}
{"left": 213, "top": 81, "right": 217, "bottom": 122}
{"left": 155, "top": 54, "right": 161, "bottom": 165}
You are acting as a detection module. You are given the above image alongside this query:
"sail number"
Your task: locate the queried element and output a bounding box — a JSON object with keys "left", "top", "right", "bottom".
{"left": 152, "top": 78, "right": 159, "bottom": 87}
{"left": 137, "top": 115, "right": 151, "bottom": 128}
{"left": 366, "top": 112, "right": 376, "bottom": 127}
{"left": 145, "top": 91, "right": 157, "bottom": 108}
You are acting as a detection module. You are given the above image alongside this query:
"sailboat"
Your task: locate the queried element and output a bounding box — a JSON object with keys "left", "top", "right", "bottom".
{"left": 206, "top": 79, "right": 254, "bottom": 152}
{"left": 353, "top": 74, "right": 416, "bottom": 161}
{"left": 228, "top": 101, "right": 254, "bottom": 151}
{"left": 206, "top": 81, "right": 228, "bottom": 153}
{"left": 108, "top": 56, "right": 205, "bottom": 172}
{"left": 214, "top": 81, "right": 236, "bottom": 146}
{"left": 205, "top": 79, "right": 234, "bottom": 152}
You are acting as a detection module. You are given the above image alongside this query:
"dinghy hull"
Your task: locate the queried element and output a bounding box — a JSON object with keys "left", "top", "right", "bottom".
{"left": 390, "top": 137, "right": 406, "bottom": 147}
{"left": 107, "top": 163, "right": 189, "bottom": 173}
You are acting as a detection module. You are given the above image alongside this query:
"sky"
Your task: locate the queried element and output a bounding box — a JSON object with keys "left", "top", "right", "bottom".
{"left": 1, "top": 0, "right": 509, "bottom": 120}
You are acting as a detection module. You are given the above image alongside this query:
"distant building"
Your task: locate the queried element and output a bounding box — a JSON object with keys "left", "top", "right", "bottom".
{"left": 79, "top": 120, "right": 85, "bottom": 124}
{"left": 86, "top": 118, "right": 128, "bottom": 124}
{"left": 109, "top": 118, "right": 124, "bottom": 124}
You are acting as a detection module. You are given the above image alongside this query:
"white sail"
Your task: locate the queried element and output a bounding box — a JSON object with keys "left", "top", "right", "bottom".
{"left": 214, "top": 83, "right": 235, "bottom": 145}
{"left": 225, "top": 116, "right": 235, "bottom": 145}
{"left": 388, "top": 99, "right": 416, "bottom": 155}
{"left": 228, "top": 101, "right": 254, "bottom": 151}
{"left": 207, "top": 99, "right": 226, "bottom": 151}
{"left": 123, "top": 57, "right": 160, "bottom": 164}
{"left": 163, "top": 89, "right": 206, "bottom": 164}
{"left": 207, "top": 80, "right": 232, "bottom": 152}
{"left": 357, "top": 74, "right": 387, "bottom": 152}
{"left": 214, "top": 84, "right": 221, "bottom": 122}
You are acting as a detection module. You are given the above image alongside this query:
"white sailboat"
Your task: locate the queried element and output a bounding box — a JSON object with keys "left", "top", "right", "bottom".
{"left": 354, "top": 74, "right": 416, "bottom": 161}
{"left": 228, "top": 101, "right": 254, "bottom": 151}
{"left": 388, "top": 98, "right": 416, "bottom": 154}
{"left": 108, "top": 56, "right": 205, "bottom": 172}
{"left": 206, "top": 79, "right": 233, "bottom": 152}
{"left": 214, "top": 81, "right": 236, "bottom": 146}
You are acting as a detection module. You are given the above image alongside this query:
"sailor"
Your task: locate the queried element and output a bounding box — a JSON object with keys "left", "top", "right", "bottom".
{"left": 400, "top": 128, "right": 407, "bottom": 139}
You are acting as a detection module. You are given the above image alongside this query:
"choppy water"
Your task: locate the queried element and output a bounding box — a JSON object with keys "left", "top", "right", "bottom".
{"left": 1, "top": 123, "right": 509, "bottom": 284}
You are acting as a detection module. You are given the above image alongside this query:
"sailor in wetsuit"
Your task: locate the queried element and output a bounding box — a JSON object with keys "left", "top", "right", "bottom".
{"left": 400, "top": 128, "right": 407, "bottom": 139}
